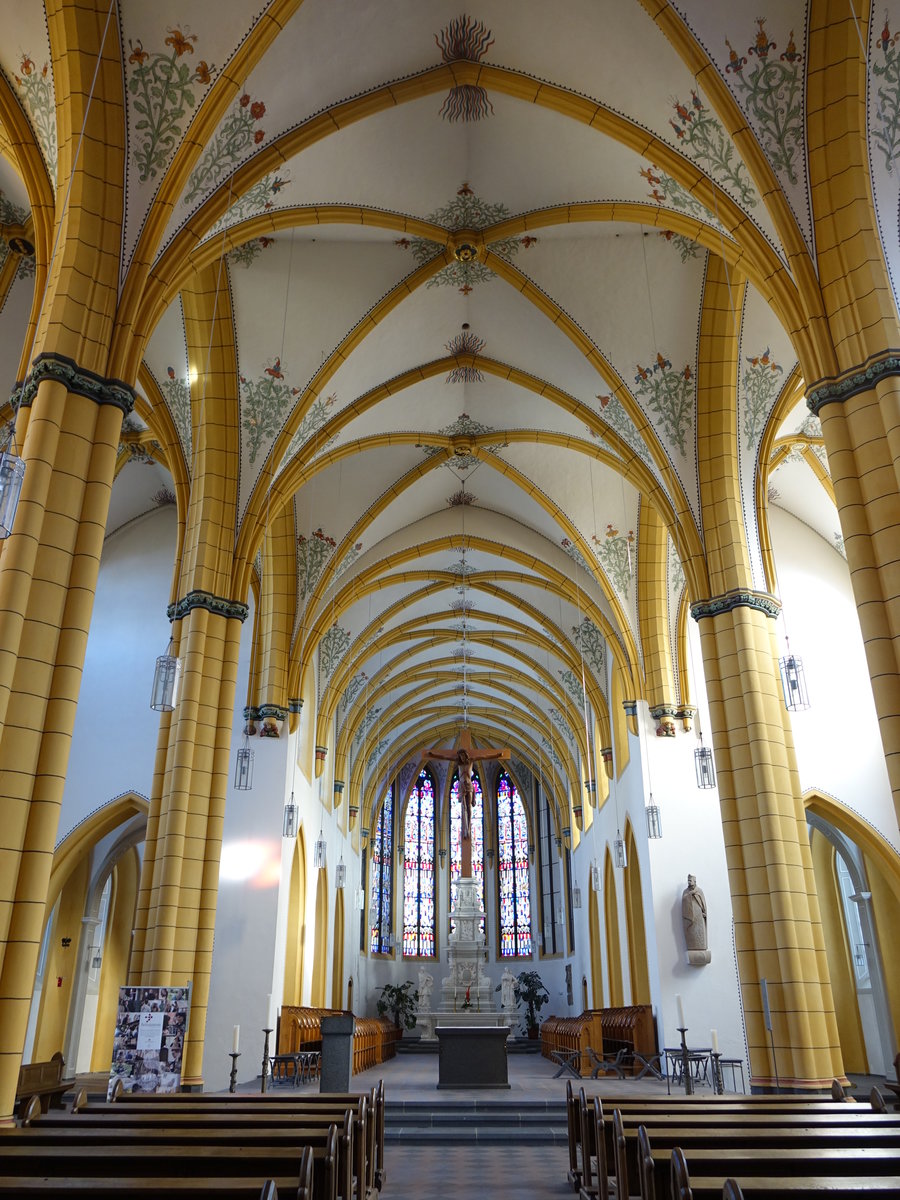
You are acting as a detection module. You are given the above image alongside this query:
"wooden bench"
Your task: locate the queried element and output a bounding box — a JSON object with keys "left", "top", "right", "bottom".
{"left": 669, "top": 1143, "right": 900, "bottom": 1199}
{"left": 14, "top": 1052, "right": 73, "bottom": 1117}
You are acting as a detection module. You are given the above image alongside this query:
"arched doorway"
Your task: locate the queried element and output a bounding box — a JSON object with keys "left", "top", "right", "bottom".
{"left": 282, "top": 830, "right": 307, "bottom": 1006}
{"left": 588, "top": 867, "right": 604, "bottom": 1008}
{"left": 331, "top": 889, "right": 345, "bottom": 1009}
{"left": 805, "top": 792, "right": 899, "bottom": 1075}
{"left": 624, "top": 822, "right": 650, "bottom": 1005}
{"left": 604, "top": 848, "right": 623, "bottom": 1007}
{"left": 310, "top": 866, "right": 329, "bottom": 1007}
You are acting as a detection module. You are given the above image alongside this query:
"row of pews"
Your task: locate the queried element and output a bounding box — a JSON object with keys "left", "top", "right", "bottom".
{"left": 278, "top": 1008, "right": 401, "bottom": 1075}
{"left": 0, "top": 1080, "right": 385, "bottom": 1199}
{"left": 566, "top": 1080, "right": 900, "bottom": 1199}
{"left": 542, "top": 1006, "right": 657, "bottom": 1077}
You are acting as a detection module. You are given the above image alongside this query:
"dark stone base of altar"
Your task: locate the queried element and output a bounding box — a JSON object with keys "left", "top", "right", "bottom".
{"left": 435, "top": 1026, "right": 510, "bottom": 1089}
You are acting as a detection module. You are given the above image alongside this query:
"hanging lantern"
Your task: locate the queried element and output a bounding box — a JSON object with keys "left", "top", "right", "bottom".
{"left": 590, "top": 862, "right": 602, "bottom": 892}
{"left": 0, "top": 445, "right": 25, "bottom": 539}
{"left": 150, "top": 638, "right": 181, "bottom": 712}
{"left": 573, "top": 885, "right": 582, "bottom": 909}
{"left": 282, "top": 796, "right": 298, "bottom": 839}
{"left": 91, "top": 949, "right": 102, "bottom": 969}
{"left": 614, "top": 829, "right": 627, "bottom": 869}
{"left": 314, "top": 829, "right": 327, "bottom": 869}
{"left": 354, "top": 887, "right": 365, "bottom": 911}
{"left": 694, "top": 735, "right": 716, "bottom": 789}
{"left": 779, "top": 648, "right": 810, "bottom": 711}
{"left": 234, "top": 736, "right": 254, "bottom": 791}
{"left": 485, "top": 846, "right": 494, "bottom": 866}
{"left": 645, "top": 798, "right": 662, "bottom": 840}
{"left": 336, "top": 857, "right": 346, "bottom": 889}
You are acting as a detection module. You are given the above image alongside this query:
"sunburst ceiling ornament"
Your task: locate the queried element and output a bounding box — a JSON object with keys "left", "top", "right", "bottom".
{"left": 435, "top": 16, "right": 495, "bottom": 122}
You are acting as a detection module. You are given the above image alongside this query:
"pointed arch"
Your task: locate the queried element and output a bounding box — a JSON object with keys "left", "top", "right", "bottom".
{"left": 497, "top": 770, "right": 533, "bottom": 958}
{"left": 310, "top": 865, "right": 328, "bottom": 1007}
{"left": 369, "top": 785, "right": 394, "bottom": 955}
{"left": 588, "top": 870, "right": 604, "bottom": 1009}
{"left": 450, "top": 768, "right": 485, "bottom": 934}
{"left": 283, "top": 829, "right": 307, "bottom": 1006}
{"left": 624, "top": 823, "right": 650, "bottom": 1005}
{"left": 331, "top": 889, "right": 345, "bottom": 1010}
{"left": 401, "top": 768, "right": 436, "bottom": 957}
{"left": 604, "top": 848, "right": 623, "bottom": 1007}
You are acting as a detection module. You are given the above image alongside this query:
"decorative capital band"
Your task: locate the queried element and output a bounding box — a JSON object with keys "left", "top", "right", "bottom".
{"left": 621, "top": 700, "right": 638, "bottom": 717}
{"left": 258, "top": 704, "right": 287, "bottom": 721}
{"left": 167, "top": 590, "right": 250, "bottom": 622}
{"left": 691, "top": 588, "right": 780, "bottom": 621}
{"left": 288, "top": 698, "right": 304, "bottom": 714}
{"left": 243, "top": 706, "right": 260, "bottom": 722}
{"left": 807, "top": 348, "right": 900, "bottom": 414}
{"left": 14, "top": 352, "right": 136, "bottom": 414}
{"left": 649, "top": 703, "right": 678, "bottom": 720}
{"left": 333, "top": 780, "right": 345, "bottom": 793}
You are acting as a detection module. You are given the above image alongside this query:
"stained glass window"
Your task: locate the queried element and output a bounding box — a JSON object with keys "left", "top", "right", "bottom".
{"left": 369, "top": 785, "right": 393, "bottom": 953}
{"left": 497, "top": 771, "right": 533, "bottom": 957}
{"left": 449, "top": 768, "right": 485, "bottom": 934}
{"left": 402, "top": 769, "right": 436, "bottom": 957}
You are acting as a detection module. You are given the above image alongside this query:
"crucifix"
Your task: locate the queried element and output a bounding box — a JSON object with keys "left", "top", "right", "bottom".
{"left": 426, "top": 727, "right": 510, "bottom": 877}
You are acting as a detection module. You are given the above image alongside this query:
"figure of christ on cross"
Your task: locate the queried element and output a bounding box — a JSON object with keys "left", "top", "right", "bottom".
{"left": 426, "top": 728, "right": 510, "bottom": 877}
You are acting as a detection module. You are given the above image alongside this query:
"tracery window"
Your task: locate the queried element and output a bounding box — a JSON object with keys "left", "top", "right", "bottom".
{"left": 449, "top": 767, "right": 485, "bottom": 934}
{"left": 402, "top": 769, "right": 436, "bottom": 956}
{"left": 369, "top": 784, "right": 393, "bottom": 954}
{"left": 497, "top": 771, "right": 533, "bottom": 957}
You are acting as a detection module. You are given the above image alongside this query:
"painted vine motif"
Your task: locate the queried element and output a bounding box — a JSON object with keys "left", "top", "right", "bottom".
{"left": 633, "top": 354, "right": 695, "bottom": 456}
{"left": 185, "top": 91, "right": 267, "bottom": 205}
{"left": 560, "top": 538, "right": 591, "bottom": 574}
{"left": 549, "top": 708, "right": 576, "bottom": 748}
{"left": 571, "top": 618, "right": 605, "bottom": 678}
{"left": 741, "top": 346, "right": 783, "bottom": 449}
{"left": 541, "top": 736, "right": 564, "bottom": 773}
{"left": 207, "top": 173, "right": 291, "bottom": 239}
{"left": 419, "top": 410, "right": 504, "bottom": 471}
{"left": 724, "top": 19, "right": 803, "bottom": 185}
{"left": 340, "top": 671, "right": 368, "bottom": 715}
{"left": 669, "top": 541, "right": 685, "bottom": 597}
{"left": 446, "top": 330, "right": 485, "bottom": 382}
{"left": 227, "top": 237, "right": 274, "bottom": 268}
{"left": 14, "top": 54, "right": 57, "bottom": 182}
{"left": 366, "top": 737, "right": 390, "bottom": 771}
{"left": 872, "top": 18, "right": 900, "bottom": 171}
{"left": 592, "top": 524, "right": 634, "bottom": 600}
{"left": 641, "top": 165, "right": 717, "bottom": 226}
{"left": 591, "top": 393, "right": 652, "bottom": 465}
{"left": 355, "top": 706, "right": 382, "bottom": 746}
{"left": 282, "top": 392, "right": 338, "bottom": 465}
{"left": 319, "top": 623, "right": 351, "bottom": 680}
{"left": 558, "top": 669, "right": 586, "bottom": 712}
{"left": 160, "top": 367, "right": 192, "bottom": 454}
{"left": 335, "top": 541, "right": 364, "bottom": 578}
{"left": 297, "top": 527, "right": 336, "bottom": 602}
{"left": 668, "top": 90, "right": 756, "bottom": 207}
{"left": 127, "top": 28, "right": 213, "bottom": 183}
{"left": 240, "top": 359, "right": 300, "bottom": 465}
{"left": 435, "top": 15, "right": 494, "bottom": 122}
{"left": 397, "top": 182, "right": 535, "bottom": 293}
{"left": 658, "top": 229, "right": 700, "bottom": 262}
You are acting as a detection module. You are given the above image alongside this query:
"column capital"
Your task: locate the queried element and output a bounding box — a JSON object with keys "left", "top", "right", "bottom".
{"left": 167, "top": 590, "right": 249, "bottom": 623}
{"left": 807, "top": 348, "right": 900, "bottom": 415}
{"left": 14, "top": 352, "right": 136, "bottom": 414}
{"left": 691, "top": 588, "right": 781, "bottom": 621}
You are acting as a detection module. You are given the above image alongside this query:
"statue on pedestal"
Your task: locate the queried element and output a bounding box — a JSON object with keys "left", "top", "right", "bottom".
{"left": 682, "top": 874, "right": 711, "bottom": 965}
{"left": 500, "top": 967, "right": 517, "bottom": 1011}
{"left": 417, "top": 967, "right": 434, "bottom": 1012}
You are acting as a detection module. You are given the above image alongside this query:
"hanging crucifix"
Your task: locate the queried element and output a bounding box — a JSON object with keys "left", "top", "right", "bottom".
{"left": 426, "top": 728, "right": 510, "bottom": 877}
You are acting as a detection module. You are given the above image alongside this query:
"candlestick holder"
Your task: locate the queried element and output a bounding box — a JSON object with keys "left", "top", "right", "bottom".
{"left": 711, "top": 1050, "right": 724, "bottom": 1094}
{"left": 260, "top": 1027, "right": 273, "bottom": 1094}
{"left": 678, "top": 1027, "right": 694, "bottom": 1096}
{"left": 228, "top": 1051, "right": 240, "bottom": 1094}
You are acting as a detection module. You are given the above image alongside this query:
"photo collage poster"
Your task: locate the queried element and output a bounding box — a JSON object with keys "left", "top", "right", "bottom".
{"left": 108, "top": 984, "right": 191, "bottom": 1098}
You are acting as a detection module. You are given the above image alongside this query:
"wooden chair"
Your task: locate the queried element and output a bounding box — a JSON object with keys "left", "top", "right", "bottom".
{"left": 670, "top": 1146, "right": 692, "bottom": 1200}
{"left": 636, "top": 1124, "right": 656, "bottom": 1200}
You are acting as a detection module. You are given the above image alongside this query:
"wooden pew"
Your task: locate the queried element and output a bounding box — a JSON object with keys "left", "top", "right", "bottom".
{"left": 14, "top": 1052, "right": 73, "bottom": 1117}
{"left": 669, "top": 1144, "right": 900, "bottom": 1200}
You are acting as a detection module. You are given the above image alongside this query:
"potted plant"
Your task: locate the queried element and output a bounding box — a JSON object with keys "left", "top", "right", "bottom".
{"left": 376, "top": 981, "right": 419, "bottom": 1032}
{"left": 513, "top": 970, "right": 550, "bottom": 1038}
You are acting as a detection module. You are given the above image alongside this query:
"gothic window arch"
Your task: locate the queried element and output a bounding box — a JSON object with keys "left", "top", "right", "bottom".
{"left": 369, "top": 784, "right": 393, "bottom": 954}
{"left": 402, "top": 769, "right": 436, "bottom": 957}
{"left": 449, "top": 767, "right": 485, "bottom": 933}
{"left": 497, "top": 771, "right": 533, "bottom": 957}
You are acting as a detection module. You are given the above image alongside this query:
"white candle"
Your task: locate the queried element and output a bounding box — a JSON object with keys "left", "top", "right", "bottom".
{"left": 676, "top": 994, "right": 685, "bottom": 1028}
{"left": 232, "top": 1024, "right": 240, "bottom": 1053}
{"left": 710, "top": 1028, "right": 719, "bottom": 1053}
{"left": 266, "top": 993, "right": 272, "bottom": 1027}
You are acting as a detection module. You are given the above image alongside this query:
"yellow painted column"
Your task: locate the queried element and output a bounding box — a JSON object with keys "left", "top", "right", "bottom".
{"left": 255, "top": 505, "right": 297, "bottom": 738}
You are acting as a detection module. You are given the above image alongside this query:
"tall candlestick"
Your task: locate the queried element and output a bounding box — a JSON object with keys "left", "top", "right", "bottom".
{"left": 710, "top": 1027, "right": 719, "bottom": 1053}
{"left": 676, "top": 994, "right": 685, "bottom": 1028}
{"left": 232, "top": 1024, "right": 240, "bottom": 1053}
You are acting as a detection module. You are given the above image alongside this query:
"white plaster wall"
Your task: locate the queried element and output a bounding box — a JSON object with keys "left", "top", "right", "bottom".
{"left": 769, "top": 507, "right": 898, "bottom": 852}
{"left": 57, "top": 506, "right": 177, "bottom": 841}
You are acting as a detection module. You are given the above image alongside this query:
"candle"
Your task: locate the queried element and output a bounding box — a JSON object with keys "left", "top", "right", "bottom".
{"left": 232, "top": 1024, "right": 240, "bottom": 1054}
{"left": 710, "top": 1028, "right": 719, "bottom": 1053}
{"left": 676, "top": 994, "right": 685, "bottom": 1028}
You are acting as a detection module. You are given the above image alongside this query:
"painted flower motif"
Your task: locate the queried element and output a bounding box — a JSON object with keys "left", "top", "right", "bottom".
{"left": 780, "top": 31, "right": 800, "bottom": 64}
{"left": 250, "top": 100, "right": 266, "bottom": 120}
{"left": 724, "top": 39, "right": 747, "bottom": 74}
{"left": 749, "top": 19, "right": 775, "bottom": 59}
{"left": 194, "top": 60, "right": 212, "bottom": 85}
{"left": 19, "top": 55, "right": 34, "bottom": 76}
{"left": 128, "top": 39, "right": 148, "bottom": 66}
{"left": 253, "top": 129, "right": 265, "bottom": 143}
{"left": 240, "top": 94, "right": 250, "bottom": 107}
{"left": 165, "top": 28, "right": 197, "bottom": 56}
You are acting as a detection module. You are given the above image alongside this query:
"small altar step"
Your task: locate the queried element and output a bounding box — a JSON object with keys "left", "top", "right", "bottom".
{"left": 384, "top": 1098, "right": 568, "bottom": 1144}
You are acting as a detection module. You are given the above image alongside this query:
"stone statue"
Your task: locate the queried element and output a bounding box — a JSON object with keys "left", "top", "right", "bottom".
{"left": 500, "top": 967, "right": 517, "bottom": 1011}
{"left": 417, "top": 967, "right": 434, "bottom": 1012}
{"left": 426, "top": 729, "right": 510, "bottom": 874}
{"left": 682, "top": 874, "right": 711, "bottom": 965}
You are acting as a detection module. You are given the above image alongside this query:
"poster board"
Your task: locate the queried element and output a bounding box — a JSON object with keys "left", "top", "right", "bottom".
{"left": 108, "top": 984, "right": 191, "bottom": 1098}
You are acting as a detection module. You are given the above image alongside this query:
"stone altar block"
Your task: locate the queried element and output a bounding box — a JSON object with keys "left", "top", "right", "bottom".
{"left": 435, "top": 1026, "right": 510, "bottom": 1089}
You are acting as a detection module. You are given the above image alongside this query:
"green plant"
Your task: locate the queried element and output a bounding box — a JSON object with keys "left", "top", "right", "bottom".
{"left": 513, "top": 970, "right": 549, "bottom": 1033}
{"left": 376, "top": 981, "right": 419, "bottom": 1031}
